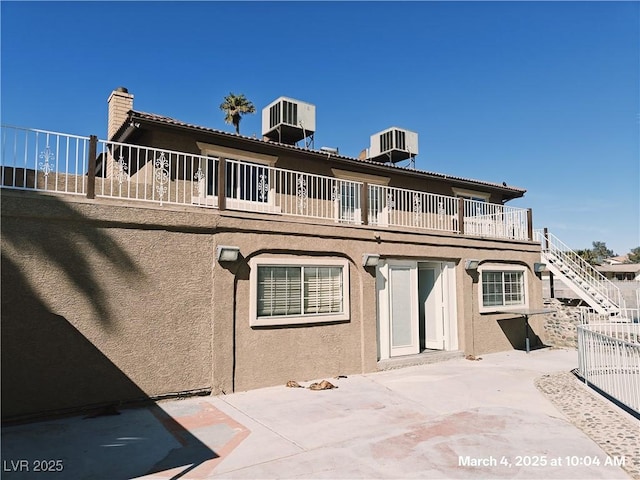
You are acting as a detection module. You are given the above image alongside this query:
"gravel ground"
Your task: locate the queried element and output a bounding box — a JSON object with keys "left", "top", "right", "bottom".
{"left": 535, "top": 371, "right": 640, "bottom": 479}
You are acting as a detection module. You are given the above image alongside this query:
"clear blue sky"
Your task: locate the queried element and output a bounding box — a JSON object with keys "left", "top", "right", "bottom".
{"left": 2, "top": 1, "right": 638, "bottom": 255}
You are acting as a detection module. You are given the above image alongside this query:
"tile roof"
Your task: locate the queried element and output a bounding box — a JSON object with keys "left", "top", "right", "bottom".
{"left": 126, "top": 110, "right": 527, "bottom": 196}
{"left": 596, "top": 264, "right": 640, "bottom": 273}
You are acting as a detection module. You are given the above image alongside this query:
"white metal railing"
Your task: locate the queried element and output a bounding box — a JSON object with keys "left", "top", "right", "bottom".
{"left": 223, "top": 159, "right": 362, "bottom": 223}
{"left": 620, "top": 307, "right": 640, "bottom": 323}
{"left": 97, "top": 139, "right": 214, "bottom": 206}
{"left": 577, "top": 320, "right": 640, "bottom": 415}
{"left": 1, "top": 125, "right": 90, "bottom": 195}
{"left": 96, "top": 139, "right": 364, "bottom": 223}
{"left": 579, "top": 306, "right": 640, "bottom": 329}
{"left": 1, "top": 125, "right": 533, "bottom": 239}
{"left": 464, "top": 199, "right": 529, "bottom": 240}
{"left": 535, "top": 229, "right": 624, "bottom": 313}
{"left": 368, "top": 185, "right": 459, "bottom": 233}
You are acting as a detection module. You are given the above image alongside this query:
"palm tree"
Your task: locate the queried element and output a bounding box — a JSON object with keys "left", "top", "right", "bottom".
{"left": 219, "top": 93, "right": 256, "bottom": 134}
{"left": 576, "top": 248, "right": 598, "bottom": 265}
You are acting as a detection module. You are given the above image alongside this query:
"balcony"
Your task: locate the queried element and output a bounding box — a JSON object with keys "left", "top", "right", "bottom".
{"left": 1, "top": 125, "right": 532, "bottom": 241}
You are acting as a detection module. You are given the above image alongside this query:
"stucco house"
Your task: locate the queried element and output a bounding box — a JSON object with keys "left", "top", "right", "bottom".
{"left": 596, "top": 264, "right": 640, "bottom": 282}
{"left": 1, "top": 87, "right": 546, "bottom": 420}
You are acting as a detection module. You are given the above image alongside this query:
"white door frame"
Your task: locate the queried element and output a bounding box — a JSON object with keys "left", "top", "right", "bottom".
{"left": 420, "top": 262, "right": 445, "bottom": 350}
{"left": 377, "top": 259, "right": 458, "bottom": 360}
{"left": 442, "top": 261, "right": 459, "bottom": 351}
{"left": 389, "top": 261, "right": 419, "bottom": 357}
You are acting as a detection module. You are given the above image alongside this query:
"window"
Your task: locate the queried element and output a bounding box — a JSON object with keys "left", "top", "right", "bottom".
{"left": 250, "top": 258, "right": 350, "bottom": 326}
{"left": 194, "top": 144, "right": 278, "bottom": 210}
{"left": 454, "top": 188, "right": 493, "bottom": 227}
{"left": 478, "top": 266, "right": 527, "bottom": 312}
{"left": 226, "top": 159, "right": 269, "bottom": 203}
{"left": 258, "top": 266, "right": 302, "bottom": 316}
{"left": 339, "top": 182, "right": 360, "bottom": 223}
{"left": 368, "top": 186, "right": 383, "bottom": 224}
{"left": 200, "top": 157, "right": 269, "bottom": 202}
{"left": 453, "top": 188, "right": 491, "bottom": 204}
{"left": 330, "top": 169, "right": 390, "bottom": 226}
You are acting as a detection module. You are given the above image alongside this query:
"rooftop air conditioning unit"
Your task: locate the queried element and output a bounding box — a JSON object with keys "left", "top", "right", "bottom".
{"left": 367, "top": 127, "right": 418, "bottom": 164}
{"left": 262, "top": 97, "right": 315, "bottom": 146}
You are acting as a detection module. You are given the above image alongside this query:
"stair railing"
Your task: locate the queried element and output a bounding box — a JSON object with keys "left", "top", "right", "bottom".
{"left": 534, "top": 229, "right": 624, "bottom": 313}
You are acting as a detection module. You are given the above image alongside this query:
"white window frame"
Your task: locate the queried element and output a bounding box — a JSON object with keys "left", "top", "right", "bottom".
{"left": 455, "top": 188, "right": 495, "bottom": 236}
{"left": 193, "top": 143, "right": 280, "bottom": 212}
{"left": 336, "top": 181, "right": 361, "bottom": 224}
{"left": 452, "top": 187, "right": 491, "bottom": 202}
{"left": 477, "top": 264, "right": 529, "bottom": 313}
{"left": 331, "top": 169, "right": 390, "bottom": 225}
{"left": 249, "top": 257, "right": 350, "bottom": 327}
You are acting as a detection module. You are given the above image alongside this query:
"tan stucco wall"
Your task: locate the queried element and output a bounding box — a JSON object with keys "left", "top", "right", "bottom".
{"left": 1, "top": 192, "right": 214, "bottom": 420}
{"left": 209, "top": 231, "right": 378, "bottom": 394}
{"left": 211, "top": 210, "right": 544, "bottom": 377}
{"left": 1, "top": 190, "right": 542, "bottom": 420}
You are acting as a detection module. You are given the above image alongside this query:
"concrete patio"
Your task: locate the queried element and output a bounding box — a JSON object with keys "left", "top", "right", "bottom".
{"left": 2, "top": 348, "right": 637, "bottom": 479}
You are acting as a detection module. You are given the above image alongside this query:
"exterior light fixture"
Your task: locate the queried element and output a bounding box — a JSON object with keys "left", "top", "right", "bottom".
{"left": 216, "top": 245, "right": 240, "bottom": 262}
{"left": 362, "top": 253, "right": 380, "bottom": 267}
{"left": 534, "top": 262, "right": 547, "bottom": 273}
{"left": 464, "top": 259, "right": 480, "bottom": 271}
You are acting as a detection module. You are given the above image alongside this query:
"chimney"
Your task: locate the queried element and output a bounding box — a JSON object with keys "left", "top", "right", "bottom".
{"left": 107, "top": 87, "right": 133, "bottom": 140}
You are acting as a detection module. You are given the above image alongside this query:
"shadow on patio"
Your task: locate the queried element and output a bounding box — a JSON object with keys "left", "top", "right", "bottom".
{"left": 1, "top": 192, "right": 217, "bottom": 478}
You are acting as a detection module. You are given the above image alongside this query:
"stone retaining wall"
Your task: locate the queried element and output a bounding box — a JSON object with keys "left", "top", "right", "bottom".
{"left": 541, "top": 298, "right": 583, "bottom": 349}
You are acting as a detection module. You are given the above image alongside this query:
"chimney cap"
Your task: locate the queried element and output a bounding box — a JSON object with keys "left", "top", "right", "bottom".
{"left": 115, "top": 86, "right": 129, "bottom": 93}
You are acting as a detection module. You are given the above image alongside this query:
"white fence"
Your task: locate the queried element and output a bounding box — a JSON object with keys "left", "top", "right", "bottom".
{"left": 1, "top": 125, "right": 531, "bottom": 240}
{"left": 368, "top": 185, "right": 459, "bottom": 233}
{"left": 1, "top": 125, "right": 90, "bottom": 195}
{"left": 464, "top": 199, "right": 529, "bottom": 240}
{"left": 97, "top": 139, "right": 210, "bottom": 206}
{"left": 577, "top": 311, "right": 640, "bottom": 415}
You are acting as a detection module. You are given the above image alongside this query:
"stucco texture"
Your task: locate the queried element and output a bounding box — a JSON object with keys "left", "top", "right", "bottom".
{"left": 1, "top": 192, "right": 213, "bottom": 420}
{"left": 1, "top": 191, "right": 544, "bottom": 420}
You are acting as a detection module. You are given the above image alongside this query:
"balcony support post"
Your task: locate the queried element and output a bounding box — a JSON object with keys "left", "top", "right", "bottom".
{"left": 457, "top": 197, "right": 465, "bottom": 234}
{"left": 543, "top": 227, "right": 549, "bottom": 249}
{"left": 361, "top": 182, "right": 369, "bottom": 226}
{"left": 218, "top": 157, "right": 226, "bottom": 211}
{"left": 527, "top": 208, "right": 533, "bottom": 241}
{"left": 543, "top": 226, "right": 555, "bottom": 297}
{"left": 86, "top": 135, "right": 97, "bottom": 199}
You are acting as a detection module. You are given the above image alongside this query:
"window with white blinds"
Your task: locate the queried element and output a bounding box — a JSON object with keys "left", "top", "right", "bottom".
{"left": 304, "top": 267, "right": 343, "bottom": 314}
{"left": 251, "top": 258, "right": 350, "bottom": 326}
{"left": 258, "top": 266, "right": 302, "bottom": 316}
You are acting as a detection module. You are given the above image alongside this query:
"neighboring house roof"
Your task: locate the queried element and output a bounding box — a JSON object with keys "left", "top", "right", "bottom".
{"left": 113, "top": 110, "right": 527, "bottom": 201}
{"left": 596, "top": 264, "right": 640, "bottom": 273}
{"left": 603, "top": 255, "right": 630, "bottom": 265}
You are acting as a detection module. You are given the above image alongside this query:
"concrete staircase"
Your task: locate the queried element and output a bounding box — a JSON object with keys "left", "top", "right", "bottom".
{"left": 534, "top": 230, "right": 623, "bottom": 315}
